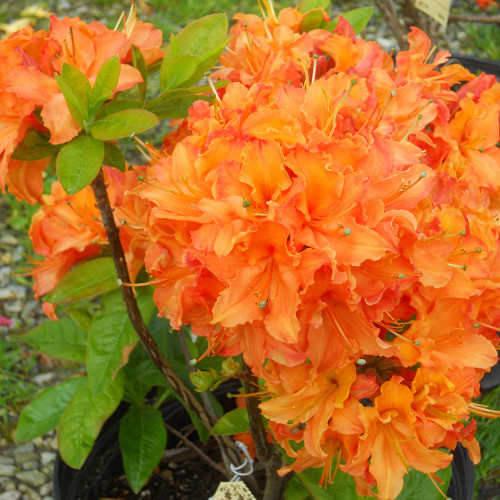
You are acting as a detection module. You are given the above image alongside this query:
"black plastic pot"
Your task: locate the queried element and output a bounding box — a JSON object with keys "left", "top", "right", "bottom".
{"left": 53, "top": 384, "right": 238, "bottom": 500}
{"left": 447, "top": 443, "right": 475, "bottom": 500}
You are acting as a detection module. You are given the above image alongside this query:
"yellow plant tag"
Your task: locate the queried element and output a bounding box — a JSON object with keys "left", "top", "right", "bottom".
{"left": 212, "top": 481, "right": 257, "bottom": 500}
{"left": 413, "top": 0, "right": 451, "bottom": 28}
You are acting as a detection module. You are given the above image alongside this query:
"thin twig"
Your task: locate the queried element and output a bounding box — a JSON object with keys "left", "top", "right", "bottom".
{"left": 163, "top": 421, "right": 228, "bottom": 477}
{"left": 448, "top": 13, "right": 500, "bottom": 24}
{"left": 373, "top": 0, "right": 409, "bottom": 49}
{"left": 241, "top": 363, "right": 289, "bottom": 500}
{"left": 90, "top": 169, "right": 241, "bottom": 473}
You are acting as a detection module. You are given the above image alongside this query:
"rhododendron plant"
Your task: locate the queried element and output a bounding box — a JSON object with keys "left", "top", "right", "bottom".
{"left": 4, "top": 1, "right": 500, "bottom": 499}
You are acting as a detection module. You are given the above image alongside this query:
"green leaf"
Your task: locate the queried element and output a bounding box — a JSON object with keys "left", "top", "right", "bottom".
{"left": 326, "top": 7, "right": 374, "bottom": 35}
{"left": 146, "top": 81, "right": 227, "bottom": 111}
{"left": 163, "top": 14, "right": 228, "bottom": 88}
{"left": 89, "top": 55, "right": 121, "bottom": 112}
{"left": 190, "top": 367, "right": 221, "bottom": 392}
{"left": 45, "top": 257, "right": 118, "bottom": 304}
{"left": 123, "top": 315, "right": 170, "bottom": 401}
{"left": 16, "top": 377, "right": 87, "bottom": 442}
{"left": 301, "top": 9, "right": 327, "bottom": 32}
{"left": 20, "top": 318, "right": 87, "bottom": 362}
{"left": 58, "top": 373, "right": 124, "bottom": 469}
{"left": 97, "top": 99, "right": 145, "bottom": 118}
{"left": 131, "top": 45, "right": 148, "bottom": 101}
{"left": 396, "top": 466, "right": 452, "bottom": 500}
{"left": 298, "top": 0, "right": 331, "bottom": 13}
{"left": 103, "top": 142, "right": 126, "bottom": 172}
{"left": 12, "top": 131, "right": 58, "bottom": 161}
{"left": 56, "top": 134, "right": 104, "bottom": 195}
{"left": 119, "top": 406, "right": 167, "bottom": 493}
{"left": 160, "top": 54, "right": 198, "bottom": 91}
{"left": 90, "top": 109, "right": 159, "bottom": 140}
{"left": 65, "top": 307, "right": 92, "bottom": 331}
{"left": 211, "top": 408, "right": 250, "bottom": 435}
{"left": 56, "top": 64, "right": 91, "bottom": 127}
{"left": 87, "top": 288, "right": 156, "bottom": 396}
{"left": 149, "top": 94, "right": 211, "bottom": 120}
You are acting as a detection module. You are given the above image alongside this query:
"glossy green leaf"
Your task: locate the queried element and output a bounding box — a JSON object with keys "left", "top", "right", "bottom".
{"left": 211, "top": 408, "right": 250, "bottom": 435}
{"left": 160, "top": 54, "right": 198, "bottom": 91}
{"left": 56, "top": 64, "right": 91, "bottom": 127}
{"left": 123, "top": 314, "right": 170, "bottom": 400}
{"left": 298, "top": 0, "right": 330, "bottom": 13}
{"left": 190, "top": 367, "right": 219, "bottom": 392}
{"left": 87, "top": 288, "right": 155, "bottom": 396}
{"left": 146, "top": 80, "right": 227, "bottom": 111}
{"left": 397, "top": 466, "right": 452, "bottom": 500}
{"left": 45, "top": 257, "right": 118, "bottom": 305}
{"left": 131, "top": 45, "right": 148, "bottom": 101}
{"left": 20, "top": 318, "right": 87, "bottom": 362}
{"left": 90, "top": 109, "right": 158, "bottom": 140}
{"left": 163, "top": 14, "right": 228, "bottom": 88}
{"left": 12, "top": 131, "right": 58, "bottom": 161}
{"left": 65, "top": 307, "right": 92, "bottom": 331}
{"left": 301, "top": 9, "right": 327, "bottom": 32}
{"left": 119, "top": 406, "right": 167, "bottom": 493}
{"left": 16, "top": 377, "right": 87, "bottom": 442}
{"left": 56, "top": 134, "right": 104, "bottom": 195}
{"left": 326, "top": 7, "right": 374, "bottom": 35}
{"left": 89, "top": 55, "right": 121, "bottom": 112}
{"left": 149, "top": 94, "right": 211, "bottom": 120}
{"left": 57, "top": 372, "right": 124, "bottom": 469}
{"left": 97, "top": 99, "right": 145, "bottom": 118}
{"left": 103, "top": 142, "right": 126, "bottom": 171}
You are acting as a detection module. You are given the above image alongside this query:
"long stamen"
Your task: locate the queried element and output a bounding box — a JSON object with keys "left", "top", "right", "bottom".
{"left": 207, "top": 76, "right": 222, "bottom": 105}
{"left": 384, "top": 326, "right": 420, "bottom": 345}
{"left": 384, "top": 171, "right": 428, "bottom": 204}
{"left": 474, "top": 321, "right": 499, "bottom": 331}
{"left": 401, "top": 114, "right": 423, "bottom": 142}
{"left": 426, "top": 472, "right": 451, "bottom": 500}
{"left": 469, "top": 402, "right": 500, "bottom": 418}
{"left": 325, "top": 79, "right": 357, "bottom": 136}
{"left": 448, "top": 248, "right": 483, "bottom": 258}
{"left": 446, "top": 263, "right": 467, "bottom": 271}
{"left": 311, "top": 54, "right": 318, "bottom": 85}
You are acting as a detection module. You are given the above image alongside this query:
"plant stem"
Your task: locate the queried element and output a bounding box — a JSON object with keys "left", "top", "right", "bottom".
{"left": 163, "top": 421, "right": 228, "bottom": 477}
{"left": 448, "top": 13, "right": 500, "bottom": 24}
{"left": 241, "top": 363, "right": 289, "bottom": 500}
{"left": 90, "top": 169, "right": 240, "bottom": 475}
{"left": 373, "top": 0, "right": 409, "bottom": 49}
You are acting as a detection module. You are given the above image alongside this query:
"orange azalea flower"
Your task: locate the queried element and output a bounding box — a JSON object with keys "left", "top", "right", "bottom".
{"left": 260, "top": 364, "right": 356, "bottom": 458}
{"left": 28, "top": 167, "right": 149, "bottom": 297}
{"left": 342, "top": 379, "right": 452, "bottom": 500}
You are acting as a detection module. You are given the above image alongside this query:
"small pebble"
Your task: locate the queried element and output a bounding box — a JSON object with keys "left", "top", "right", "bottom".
{"left": 0, "top": 463, "right": 17, "bottom": 476}
{"left": 40, "top": 451, "right": 55, "bottom": 467}
{"left": 13, "top": 442, "right": 37, "bottom": 464}
{"left": 16, "top": 470, "right": 46, "bottom": 487}
{"left": 0, "top": 234, "right": 19, "bottom": 246}
{"left": 0, "top": 491, "right": 22, "bottom": 500}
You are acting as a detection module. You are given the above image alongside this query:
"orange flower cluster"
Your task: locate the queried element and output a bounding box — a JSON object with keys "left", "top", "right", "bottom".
{"left": 29, "top": 166, "right": 150, "bottom": 299}
{"left": 135, "top": 11, "right": 500, "bottom": 499}
{"left": 0, "top": 13, "right": 163, "bottom": 203}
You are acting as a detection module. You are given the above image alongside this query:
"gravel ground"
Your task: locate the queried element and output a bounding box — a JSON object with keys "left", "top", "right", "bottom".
{"left": 0, "top": 0, "right": 496, "bottom": 499}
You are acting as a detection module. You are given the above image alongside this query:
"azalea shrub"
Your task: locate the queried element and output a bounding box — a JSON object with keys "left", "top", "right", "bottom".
{"left": 3, "top": 0, "right": 500, "bottom": 499}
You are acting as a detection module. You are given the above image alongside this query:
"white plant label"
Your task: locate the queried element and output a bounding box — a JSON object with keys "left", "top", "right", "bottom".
{"left": 212, "top": 481, "right": 257, "bottom": 500}
{"left": 414, "top": 0, "right": 451, "bottom": 27}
